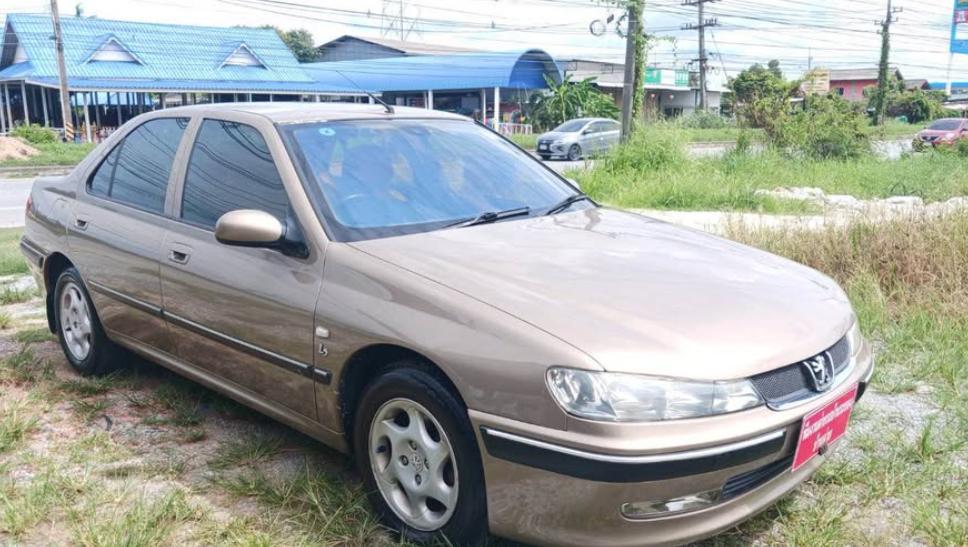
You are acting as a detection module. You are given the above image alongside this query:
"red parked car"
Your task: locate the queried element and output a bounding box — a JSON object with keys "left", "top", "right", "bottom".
{"left": 915, "top": 118, "right": 968, "bottom": 147}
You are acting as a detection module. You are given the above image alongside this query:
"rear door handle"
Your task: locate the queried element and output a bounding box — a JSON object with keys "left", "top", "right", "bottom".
{"left": 168, "top": 249, "right": 190, "bottom": 264}
{"left": 74, "top": 217, "right": 89, "bottom": 230}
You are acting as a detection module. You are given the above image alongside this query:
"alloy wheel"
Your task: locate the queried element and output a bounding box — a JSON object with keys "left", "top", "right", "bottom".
{"left": 59, "top": 280, "right": 93, "bottom": 361}
{"left": 368, "top": 397, "right": 459, "bottom": 531}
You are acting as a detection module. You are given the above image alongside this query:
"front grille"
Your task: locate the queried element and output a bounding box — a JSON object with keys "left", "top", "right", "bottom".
{"left": 721, "top": 453, "right": 795, "bottom": 501}
{"left": 750, "top": 336, "right": 850, "bottom": 408}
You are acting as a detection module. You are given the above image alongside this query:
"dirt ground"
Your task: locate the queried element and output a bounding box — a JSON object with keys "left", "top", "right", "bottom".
{"left": 0, "top": 138, "right": 39, "bottom": 162}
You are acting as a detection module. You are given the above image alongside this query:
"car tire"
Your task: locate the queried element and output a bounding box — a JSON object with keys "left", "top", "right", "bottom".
{"left": 353, "top": 364, "right": 488, "bottom": 546}
{"left": 567, "top": 144, "right": 582, "bottom": 161}
{"left": 53, "top": 267, "right": 121, "bottom": 376}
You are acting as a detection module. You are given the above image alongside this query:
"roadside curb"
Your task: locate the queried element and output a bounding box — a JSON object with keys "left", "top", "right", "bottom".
{"left": 0, "top": 165, "right": 74, "bottom": 178}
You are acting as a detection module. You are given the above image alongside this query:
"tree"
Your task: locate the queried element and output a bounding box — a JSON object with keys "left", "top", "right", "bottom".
{"left": 729, "top": 61, "right": 800, "bottom": 128}
{"left": 527, "top": 74, "right": 620, "bottom": 131}
{"left": 260, "top": 26, "right": 319, "bottom": 62}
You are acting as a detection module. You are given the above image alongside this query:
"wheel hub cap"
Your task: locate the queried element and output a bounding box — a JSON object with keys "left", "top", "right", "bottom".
{"left": 368, "top": 398, "right": 459, "bottom": 531}
{"left": 59, "top": 281, "right": 93, "bottom": 361}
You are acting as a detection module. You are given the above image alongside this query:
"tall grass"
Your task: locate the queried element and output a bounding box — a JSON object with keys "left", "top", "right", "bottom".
{"left": 578, "top": 131, "right": 968, "bottom": 211}
{"left": 0, "top": 229, "right": 28, "bottom": 277}
{"left": 723, "top": 213, "right": 968, "bottom": 544}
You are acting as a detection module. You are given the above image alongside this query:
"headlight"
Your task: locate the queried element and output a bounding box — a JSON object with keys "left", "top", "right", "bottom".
{"left": 546, "top": 367, "right": 763, "bottom": 422}
{"left": 845, "top": 318, "right": 864, "bottom": 357}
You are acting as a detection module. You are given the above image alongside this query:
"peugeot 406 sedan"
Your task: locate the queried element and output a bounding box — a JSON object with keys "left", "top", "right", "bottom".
{"left": 20, "top": 103, "right": 874, "bottom": 547}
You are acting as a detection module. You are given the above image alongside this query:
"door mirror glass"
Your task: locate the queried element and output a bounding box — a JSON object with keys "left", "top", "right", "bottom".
{"left": 215, "top": 209, "right": 284, "bottom": 247}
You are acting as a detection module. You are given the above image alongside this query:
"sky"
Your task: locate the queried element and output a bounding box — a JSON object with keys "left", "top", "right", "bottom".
{"left": 2, "top": 0, "right": 965, "bottom": 83}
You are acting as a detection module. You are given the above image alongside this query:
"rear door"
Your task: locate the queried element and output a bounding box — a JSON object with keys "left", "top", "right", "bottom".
{"left": 602, "top": 120, "right": 621, "bottom": 152}
{"left": 159, "top": 116, "right": 322, "bottom": 419}
{"left": 68, "top": 117, "right": 190, "bottom": 352}
{"left": 577, "top": 121, "right": 598, "bottom": 155}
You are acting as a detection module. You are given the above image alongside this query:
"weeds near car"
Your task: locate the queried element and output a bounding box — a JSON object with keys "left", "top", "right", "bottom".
{"left": 0, "top": 401, "right": 39, "bottom": 453}
{"left": 717, "top": 213, "right": 968, "bottom": 544}
{"left": 0, "top": 229, "right": 29, "bottom": 277}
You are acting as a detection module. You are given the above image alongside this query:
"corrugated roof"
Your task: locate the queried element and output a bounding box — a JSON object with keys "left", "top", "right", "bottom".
{"left": 320, "top": 35, "right": 480, "bottom": 57}
{"left": 827, "top": 66, "right": 903, "bottom": 82}
{"left": 303, "top": 49, "right": 561, "bottom": 92}
{"left": 0, "top": 14, "right": 356, "bottom": 93}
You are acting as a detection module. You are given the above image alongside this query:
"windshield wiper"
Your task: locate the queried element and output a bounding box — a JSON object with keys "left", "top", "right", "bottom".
{"left": 545, "top": 193, "right": 592, "bottom": 216}
{"left": 445, "top": 206, "right": 532, "bottom": 228}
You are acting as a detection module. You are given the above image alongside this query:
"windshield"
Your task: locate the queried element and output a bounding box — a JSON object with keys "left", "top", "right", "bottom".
{"left": 928, "top": 119, "right": 962, "bottom": 131}
{"left": 282, "top": 119, "right": 580, "bottom": 242}
{"left": 552, "top": 119, "right": 589, "bottom": 133}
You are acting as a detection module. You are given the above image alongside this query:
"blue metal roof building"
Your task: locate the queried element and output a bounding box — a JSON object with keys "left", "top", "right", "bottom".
{"left": 0, "top": 13, "right": 363, "bottom": 138}
{"left": 302, "top": 49, "right": 561, "bottom": 126}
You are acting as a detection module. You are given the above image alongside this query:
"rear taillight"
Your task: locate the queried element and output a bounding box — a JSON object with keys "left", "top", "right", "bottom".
{"left": 25, "top": 195, "right": 33, "bottom": 215}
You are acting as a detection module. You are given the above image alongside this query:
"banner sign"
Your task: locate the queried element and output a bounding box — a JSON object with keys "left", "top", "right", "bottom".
{"left": 953, "top": 0, "right": 968, "bottom": 53}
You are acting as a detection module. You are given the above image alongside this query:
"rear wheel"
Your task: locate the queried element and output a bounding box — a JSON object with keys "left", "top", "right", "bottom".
{"left": 54, "top": 268, "right": 120, "bottom": 376}
{"left": 354, "top": 365, "right": 487, "bottom": 545}
{"left": 567, "top": 144, "right": 582, "bottom": 161}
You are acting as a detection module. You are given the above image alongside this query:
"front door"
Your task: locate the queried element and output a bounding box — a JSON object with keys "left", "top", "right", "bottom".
{"left": 68, "top": 117, "right": 190, "bottom": 352}
{"left": 159, "top": 118, "right": 322, "bottom": 419}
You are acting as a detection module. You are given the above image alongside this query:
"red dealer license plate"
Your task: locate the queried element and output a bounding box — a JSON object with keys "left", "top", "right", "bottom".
{"left": 792, "top": 383, "right": 859, "bottom": 472}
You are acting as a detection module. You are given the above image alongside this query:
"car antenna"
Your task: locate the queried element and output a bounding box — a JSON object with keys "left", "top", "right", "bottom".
{"left": 332, "top": 70, "right": 394, "bottom": 114}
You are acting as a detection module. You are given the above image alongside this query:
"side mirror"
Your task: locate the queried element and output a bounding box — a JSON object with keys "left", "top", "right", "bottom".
{"left": 582, "top": 128, "right": 594, "bottom": 135}
{"left": 215, "top": 209, "right": 308, "bottom": 258}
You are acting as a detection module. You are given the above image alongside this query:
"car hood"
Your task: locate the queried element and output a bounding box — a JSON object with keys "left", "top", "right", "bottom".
{"left": 349, "top": 208, "right": 854, "bottom": 380}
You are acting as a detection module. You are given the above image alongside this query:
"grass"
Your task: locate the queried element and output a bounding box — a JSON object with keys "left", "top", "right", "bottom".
{"left": 577, "top": 131, "right": 968, "bottom": 211}
{"left": 0, "top": 401, "right": 39, "bottom": 454}
{"left": 717, "top": 213, "right": 968, "bottom": 544}
{"left": 0, "top": 141, "right": 95, "bottom": 167}
{"left": 14, "top": 326, "right": 55, "bottom": 345}
{"left": 1, "top": 346, "right": 52, "bottom": 384}
{"left": 0, "top": 229, "right": 28, "bottom": 277}
{"left": 209, "top": 435, "right": 283, "bottom": 470}
{"left": 69, "top": 488, "right": 201, "bottom": 547}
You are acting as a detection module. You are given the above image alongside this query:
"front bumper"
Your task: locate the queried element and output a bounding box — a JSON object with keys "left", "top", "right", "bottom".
{"left": 472, "top": 343, "right": 874, "bottom": 546}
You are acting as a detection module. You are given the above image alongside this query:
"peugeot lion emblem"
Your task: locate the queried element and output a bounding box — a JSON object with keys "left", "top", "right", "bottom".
{"left": 802, "top": 352, "right": 835, "bottom": 392}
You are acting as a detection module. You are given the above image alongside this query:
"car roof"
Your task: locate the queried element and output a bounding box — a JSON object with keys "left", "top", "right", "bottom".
{"left": 150, "top": 102, "right": 469, "bottom": 124}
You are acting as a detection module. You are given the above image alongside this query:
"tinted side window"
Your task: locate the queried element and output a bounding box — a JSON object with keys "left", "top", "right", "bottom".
{"left": 181, "top": 120, "right": 289, "bottom": 229}
{"left": 88, "top": 118, "right": 188, "bottom": 213}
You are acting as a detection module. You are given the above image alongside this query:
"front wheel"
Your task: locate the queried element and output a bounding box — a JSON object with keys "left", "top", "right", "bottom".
{"left": 567, "top": 144, "right": 582, "bottom": 161}
{"left": 354, "top": 365, "right": 488, "bottom": 545}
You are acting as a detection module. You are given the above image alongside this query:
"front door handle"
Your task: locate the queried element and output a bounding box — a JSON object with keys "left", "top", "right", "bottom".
{"left": 74, "top": 217, "right": 89, "bottom": 231}
{"left": 168, "top": 249, "right": 190, "bottom": 264}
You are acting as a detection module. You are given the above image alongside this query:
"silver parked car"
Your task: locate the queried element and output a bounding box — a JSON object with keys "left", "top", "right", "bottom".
{"left": 536, "top": 117, "right": 621, "bottom": 161}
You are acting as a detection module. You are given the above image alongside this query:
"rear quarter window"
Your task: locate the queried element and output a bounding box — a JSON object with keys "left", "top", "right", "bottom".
{"left": 88, "top": 117, "right": 189, "bottom": 214}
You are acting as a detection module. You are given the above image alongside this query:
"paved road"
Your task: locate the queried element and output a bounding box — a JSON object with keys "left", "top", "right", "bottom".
{"left": 0, "top": 178, "right": 32, "bottom": 228}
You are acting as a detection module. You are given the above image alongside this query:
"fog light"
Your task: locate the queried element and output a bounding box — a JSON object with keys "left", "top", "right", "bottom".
{"left": 620, "top": 489, "right": 721, "bottom": 519}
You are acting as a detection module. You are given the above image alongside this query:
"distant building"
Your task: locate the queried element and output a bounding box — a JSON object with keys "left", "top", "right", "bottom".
{"left": 558, "top": 59, "right": 724, "bottom": 118}
{"left": 825, "top": 67, "right": 904, "bottom": 102}
{"left": 0, "top": 14, "right": 364, "bottom": 140}
{"left": 304, "top": 49, "right": 561, "bottom": 132}
{"left": 316, "top": 35, "right": 480, "bottom": 63}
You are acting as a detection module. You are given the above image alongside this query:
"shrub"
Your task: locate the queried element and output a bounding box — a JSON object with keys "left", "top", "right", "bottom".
{"left": 957, "top": 138, "right": 968, "bottom": 158}
{"left": 10, "top": 124, "right": 57, "bottom": 144}
{"left": 770, "top": 95, "right": 870, "bottom": 160}
{"left": 679, "top": 111, "right": 728, "bottom": 130}
{"left": 598, "top": 127, "right": 686, "bottom": 173}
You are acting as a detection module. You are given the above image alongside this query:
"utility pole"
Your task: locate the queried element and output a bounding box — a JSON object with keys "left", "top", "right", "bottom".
{"left": 50, "top": 0, "right": 73, "bottom": 142}
{"left": 682, "top": 0, "right": 718, "bottom": 112}
{"left": 873, "top": 0, "right": 901, "bottom": 125}
{"left": 620, "top": 3, "right": 638, "bottom": 141}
